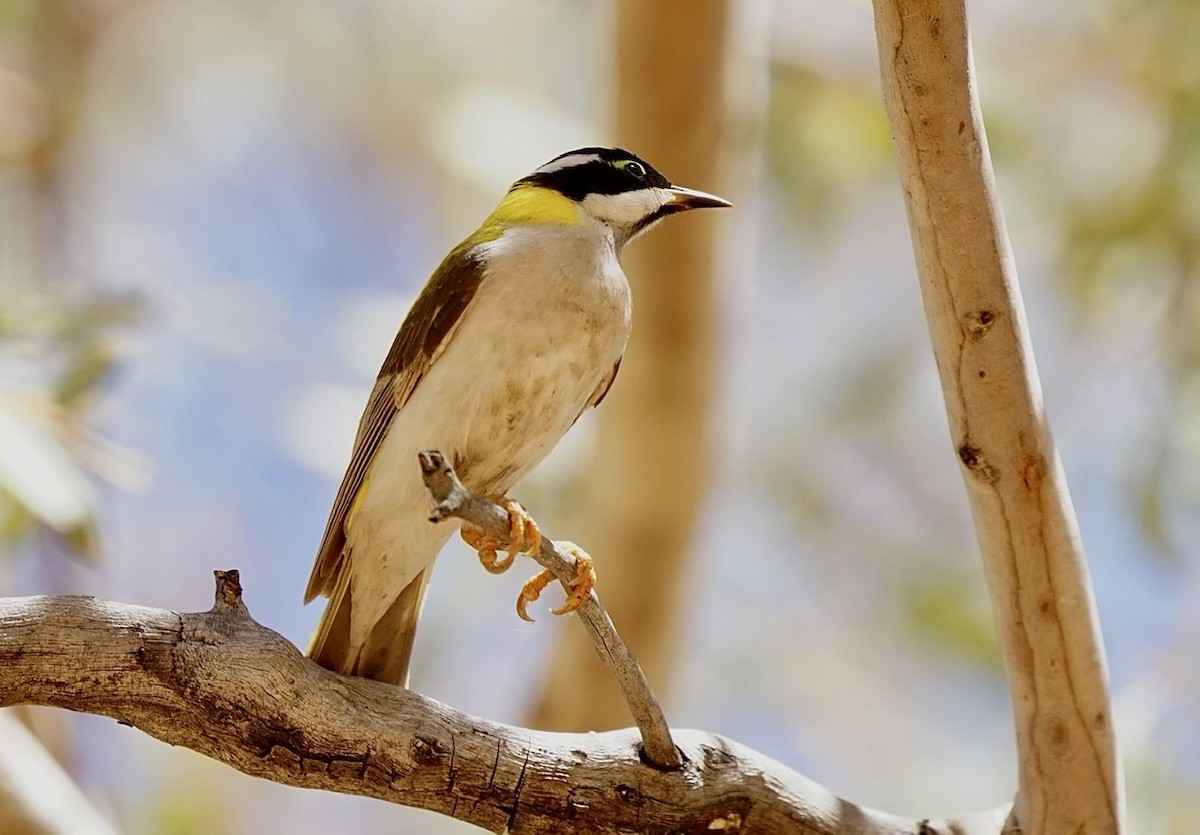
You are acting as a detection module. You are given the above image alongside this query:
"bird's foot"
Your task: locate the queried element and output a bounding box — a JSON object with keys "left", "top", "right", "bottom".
{"left": 460, "top": 499, "right": 541, "bottom": 575}
{"left": 517, "top": 541, "right": 595, "bottom": 622}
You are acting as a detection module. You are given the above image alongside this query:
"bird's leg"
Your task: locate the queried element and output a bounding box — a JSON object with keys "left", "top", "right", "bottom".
{"left": 459, "top": 499, "right": 594, "bottom": 621}
{"left": 517, "top": 541, "right": 595, "bottom": 622}
{"left": 460, "top": 499, "right": 540, "bottom": 575}
{"left": 460, "top": 524, "right": 510, "bottom": 573}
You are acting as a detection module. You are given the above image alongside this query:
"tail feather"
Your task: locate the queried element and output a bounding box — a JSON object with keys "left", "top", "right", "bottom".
{"left": 355, "top": 571, "right": 430, "bottom": 687}
{"left": 307, "top": 567, "right": 355, "bottom": 675}
{"left": 307, "top": 569, "right": 431, "bottom": 688}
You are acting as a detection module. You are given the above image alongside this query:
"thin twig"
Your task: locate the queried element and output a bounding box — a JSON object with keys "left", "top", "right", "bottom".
{"left": 417, "top": 449, "right": 681, "bottom": 770}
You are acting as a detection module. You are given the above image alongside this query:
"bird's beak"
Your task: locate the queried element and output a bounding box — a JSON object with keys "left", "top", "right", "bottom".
{"left": 663, "top": 185, "right": 732, "bottom": 211}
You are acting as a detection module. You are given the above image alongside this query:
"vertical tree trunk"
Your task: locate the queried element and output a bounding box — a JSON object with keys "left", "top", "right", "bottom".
{"left": 871, "top": 1, "right": 1123, "bottom": 831}
{"left": 531, "top": 0, "right": 731, "bottom": 731}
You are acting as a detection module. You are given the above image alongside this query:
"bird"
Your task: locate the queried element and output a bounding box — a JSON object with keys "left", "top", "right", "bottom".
{"left": 304, "top": 146, "right": 730, "bottom": 687}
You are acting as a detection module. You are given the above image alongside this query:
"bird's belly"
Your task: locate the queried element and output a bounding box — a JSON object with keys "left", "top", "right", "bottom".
{"left": 428, "top": 297, "right": 625, "bottom": 496}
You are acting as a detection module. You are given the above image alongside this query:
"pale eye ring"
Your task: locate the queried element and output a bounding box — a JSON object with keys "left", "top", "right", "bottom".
{"left": 621, "top": 160, "right": 647, "bottom": 179}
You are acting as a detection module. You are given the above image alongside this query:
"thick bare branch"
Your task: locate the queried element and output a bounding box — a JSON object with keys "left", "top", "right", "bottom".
{"left": 417, "top": 450, "right": 678, "bottom": 769}
{"left": 871, "top": 2, "right": 1123, "bottom": 832}
{"left": 0, "top": 574, "right": 1006, "bottom": 834}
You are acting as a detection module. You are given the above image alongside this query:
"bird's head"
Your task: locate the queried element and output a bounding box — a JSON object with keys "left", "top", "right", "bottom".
{"left": 487, "top": 147, "right": 730, "bottom": 250}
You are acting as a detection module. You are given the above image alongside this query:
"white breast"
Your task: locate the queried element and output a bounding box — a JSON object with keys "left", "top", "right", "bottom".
{"left": 439, "top": 222, "right": 632, "bottom": 491}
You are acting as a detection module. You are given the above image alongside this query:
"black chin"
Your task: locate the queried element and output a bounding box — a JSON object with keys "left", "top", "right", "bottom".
{"left": 630, "top": 204, "right": 685, "bottom": 238}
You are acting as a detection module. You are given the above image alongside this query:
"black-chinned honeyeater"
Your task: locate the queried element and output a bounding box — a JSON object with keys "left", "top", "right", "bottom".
{"left": 305, "top": 147, "right": 730, "bottom": 686}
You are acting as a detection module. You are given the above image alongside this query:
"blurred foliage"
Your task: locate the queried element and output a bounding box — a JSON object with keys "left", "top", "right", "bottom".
{"left": 0, "top": 283, "right": 139, "bottom": 562}
{"left": 1027, "top": 0, "right": 1200, "bottom": 559}
{"left": 900, "top": 567, "right": 1002, "bottom": 671}
{"left": 765, "top": 63, "right": 894, "bottom": 238}
{"left": 141, "top": 762, "right": 231, "bottom": 835}
{"left": 0, "top": 0, "right": 37, "bottom": 30}
{"left": 0, "top": 0, "right": 139, "bottom": 567}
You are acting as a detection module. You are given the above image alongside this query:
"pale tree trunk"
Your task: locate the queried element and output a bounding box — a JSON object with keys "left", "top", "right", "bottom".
{"left": 871, "top": 1, "right": 1123, "bottom": 832}
{"left": 531, "top": 0, "right": 731, "bottom": 732}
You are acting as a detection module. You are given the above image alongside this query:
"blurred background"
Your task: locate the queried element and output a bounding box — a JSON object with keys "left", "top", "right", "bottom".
{"left": 1, "top": 0, "right": 1197, "bottom": 832}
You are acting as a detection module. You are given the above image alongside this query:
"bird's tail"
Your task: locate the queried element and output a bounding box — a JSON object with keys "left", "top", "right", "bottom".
{"left": 307, "top": 569, "right": 431, "bottom": 688}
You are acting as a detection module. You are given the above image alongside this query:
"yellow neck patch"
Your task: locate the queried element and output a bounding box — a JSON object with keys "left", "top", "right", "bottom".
{"left": 475, "top": 185, "right": 583, "bottom": 242}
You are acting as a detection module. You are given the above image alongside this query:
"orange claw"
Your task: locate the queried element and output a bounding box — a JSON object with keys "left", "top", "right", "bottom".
{"left": 461, "top": 524, "right": 513, "bottom": 574}
{"left": 551, "top": 543, "right": 595, "bottom": 615}
{"left": 503, "top": 500, "right": 542, "bottom": 558}
{"left": 516, "top": 541, "right": 595, "bottom": 622}
{"left": 460, "top": 499, "right": 542, "bottom": 575}
{"left": 517, "top": 569, "right": 555, "bottom": 622}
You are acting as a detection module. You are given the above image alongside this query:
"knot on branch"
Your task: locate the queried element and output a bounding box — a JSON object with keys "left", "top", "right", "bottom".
{"left": 957, "top": 442, "right": 1000, "bottom": 484}
{"left": 418, "top": 449, "right": 468, "bottom": 523}
{"left": 211, "top": 569, "right": 249, "bottom": 616}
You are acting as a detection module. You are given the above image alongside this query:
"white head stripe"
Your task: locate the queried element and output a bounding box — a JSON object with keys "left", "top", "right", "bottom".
{"left": 532, "top": 153, "right": 604, "bottom": 176}
{"left": 581, "top": 188, "right": 669, "bottom": 227}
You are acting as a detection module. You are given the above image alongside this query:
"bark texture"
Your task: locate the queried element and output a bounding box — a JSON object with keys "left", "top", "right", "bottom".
{"left": 0, "top": 577, "right": 1005, "bottom": 835}
{"left": 871, "top": 2, "right": 1123, "bottom": 832}
{"left": 532, "top": 0, "right": 731, "bottom": 734}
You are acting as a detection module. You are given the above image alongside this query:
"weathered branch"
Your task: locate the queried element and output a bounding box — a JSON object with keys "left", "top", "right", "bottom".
{"left": 872, "top": 2, "right": 1123, "bottom": 833}
{"left": 0, "top": 573, "right": 1009, "bottom": 834}
{"left": 417, "top": 450, "right": 678, "bottom": 769}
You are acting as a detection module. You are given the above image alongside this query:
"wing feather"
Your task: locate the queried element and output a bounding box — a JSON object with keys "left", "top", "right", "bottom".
{"left": 573, "top": 355, "right": 623, "bottom": 427}
{"left": 590, "top": 356, "right": 622, "bottom": 410}
{"left": 305, "top": 244, "right": 486, "bottom": 602}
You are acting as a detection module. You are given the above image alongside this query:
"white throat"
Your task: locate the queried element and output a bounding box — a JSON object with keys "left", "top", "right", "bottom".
{"left": 581, "top": 188, "right": 668, "bottom": 227}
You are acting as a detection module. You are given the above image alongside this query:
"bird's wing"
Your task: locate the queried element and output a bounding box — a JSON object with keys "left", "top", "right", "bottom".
{"left": 305, "top": 244, "right": 486, "bottom": 602}
{"left": 574, "top": 355, "right": 623, "bottom": 425}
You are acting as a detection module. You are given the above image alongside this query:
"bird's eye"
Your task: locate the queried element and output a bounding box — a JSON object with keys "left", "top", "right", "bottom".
{"left": 619, "top": 160, "right": 647, "bottom": 179}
